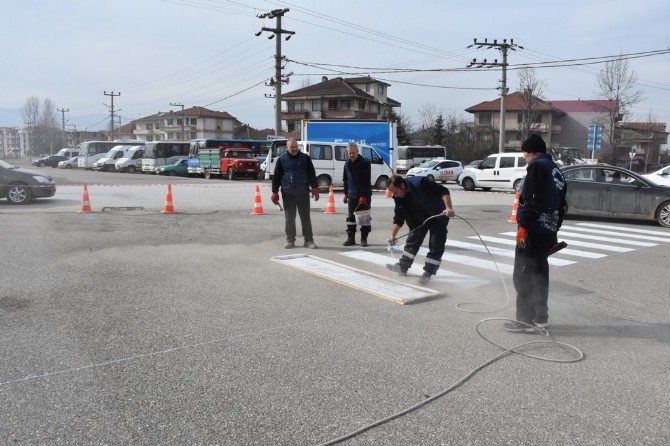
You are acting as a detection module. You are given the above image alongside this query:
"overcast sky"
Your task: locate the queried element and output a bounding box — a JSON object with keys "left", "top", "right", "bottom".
{"left": 2, "top": 0, "right": 669, "bottom": 133}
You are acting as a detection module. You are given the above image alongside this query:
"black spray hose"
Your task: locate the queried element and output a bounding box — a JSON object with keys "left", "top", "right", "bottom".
{"left": 314, "top": 213, "right": 585, "bottom": 446}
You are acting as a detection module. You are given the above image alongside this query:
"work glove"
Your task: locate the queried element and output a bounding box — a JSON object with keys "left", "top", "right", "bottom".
{"left": 387, "top": 236, "right": 397, "bottom": 252}
{"left": 271, "top": 192, "right": 280, "bottom": 205}
{"left": 358, "top": 196, "right": 367, "bottom": 205}
{"left": 343, "top": 194, "right": 349, "bottom": 204}
{"left": 516, "top": 226, "right": 528, "bottom": 248}
{"left": 311, "top": 187, "right": 319, "bottom": 201}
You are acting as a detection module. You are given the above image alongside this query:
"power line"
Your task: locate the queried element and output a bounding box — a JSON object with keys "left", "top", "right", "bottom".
{"left": 203, "top": 79, "right": 268, "bottom": 107}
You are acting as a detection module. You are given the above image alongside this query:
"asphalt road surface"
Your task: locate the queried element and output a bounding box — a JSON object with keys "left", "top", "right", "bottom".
{"left": 1, "top": 164, "right": 669, "bottom": 445}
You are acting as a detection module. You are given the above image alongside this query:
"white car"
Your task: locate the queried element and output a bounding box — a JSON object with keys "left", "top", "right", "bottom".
{"left": 406, "top": 159, "right": 463, "bottom": 183}
{"left": 643, "top": 165, "right": 670, "bottom": 186}
{"left": 57, "top": 156, "right": 78, "bottom": 169}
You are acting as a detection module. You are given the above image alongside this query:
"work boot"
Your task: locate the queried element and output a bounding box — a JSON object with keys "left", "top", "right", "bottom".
{"left": 343, "top": 235, "right": 356, "bottom": 246}
{"left": 303, "top": 240, "right": 317, "bottom": 249}
{"left": 419, "top": 272, "right": 432, "bottom": 286}
{"left": 284, "top": 241, "right": 295, "bottom": 249}
{"left": 360, "top": 235, "right": 369, "bottom": 247}
{"left": 386, "top": 263, "right": 407, "bottom": 276}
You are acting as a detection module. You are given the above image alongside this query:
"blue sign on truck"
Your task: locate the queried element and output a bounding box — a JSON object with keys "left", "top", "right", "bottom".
{"left": 302, "top": 120, "right": 397, "bottom": 168}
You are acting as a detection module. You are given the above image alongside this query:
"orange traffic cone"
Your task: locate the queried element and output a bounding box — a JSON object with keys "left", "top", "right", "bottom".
{"left": 161, "top": 184, "right": 175, "bottom": 214}
{"left": 385, "top": 188, "right": 392, "bottom": 198}
{"left": 79, "top": 184, "right": 92, "bottom": 213}
{"left": 323, "top": 185, "right": 336, "bottom": 214}
{"left": 507, "top": 192, "right": 520, "bottom": 223}
{"left": 250, "top": 184, "right": 265, "bottom": 215}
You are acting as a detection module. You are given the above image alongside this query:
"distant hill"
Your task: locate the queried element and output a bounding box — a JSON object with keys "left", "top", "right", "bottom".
{"left": 0, "top": 108, "right": 109, "bottom": 131}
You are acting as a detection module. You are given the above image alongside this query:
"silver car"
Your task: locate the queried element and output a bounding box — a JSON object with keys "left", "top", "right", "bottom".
{"left": 562, "top": 164, "right": 670, "bottom": 228}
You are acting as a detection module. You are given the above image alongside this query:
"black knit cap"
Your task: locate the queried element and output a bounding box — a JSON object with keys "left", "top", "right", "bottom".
{"left": 521, "top": 133, "right": 547, "bottom": 153}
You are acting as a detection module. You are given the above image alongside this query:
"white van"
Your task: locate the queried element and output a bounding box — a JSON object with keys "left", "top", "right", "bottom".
{"left": 93, "top": 145, "right": 134, "bottom": 172}
{"left": 457, "top": 152, "right": 527, "bottom": 192}
{"left": 263, "top": 141, "right": 392, "bottom": 190}
{"left": 55, "top": 147, "right": 79, "bottom": 158}
{"left": 114, "top": 145, "right": 145, "bottom": 173}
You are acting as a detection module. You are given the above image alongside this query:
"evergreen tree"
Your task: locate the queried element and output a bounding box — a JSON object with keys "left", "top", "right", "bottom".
{"left": 433, "top": 113, "right": 445, "bottom": 146}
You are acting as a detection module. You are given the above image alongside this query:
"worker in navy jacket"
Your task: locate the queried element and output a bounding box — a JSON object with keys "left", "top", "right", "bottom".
{"left": 385, "top": 174, "right": 455, "bottom": 285}
{"left": 342, "top": 142, "right": 372, "bottom": 247}
{"left": 504, "top": 133, "right": 567, "bottom": 333}
{"left": 271, "top": 139, "right": 320, "bottom": 249}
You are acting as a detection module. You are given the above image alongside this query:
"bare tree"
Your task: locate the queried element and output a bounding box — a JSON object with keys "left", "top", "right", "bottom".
{"left": 300, "top": 77, "right": 312, "bottom": 88}
{"left": 595, "top": 57, "right": 644, "bottom": 164}
{"left": 22, "top": 96, "right": 40, "bottom": 128}
{"left": 41, "top": 98, "right": 59, "bottom": 154}
{"left": 517, "top": 68, "right": 546, "bottom": 141}
{"left": 416, "top": 103, "right": 441, "bottom": 130}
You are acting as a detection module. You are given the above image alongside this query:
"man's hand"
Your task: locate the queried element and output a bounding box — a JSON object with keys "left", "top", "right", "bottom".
{"left": 444, "top": 207, "right": 455, "bottom": 217}
{"left": 271, "top": 192, "right": 280, "bottom": 205}
{"left": 516, "top": 226, "right": 528, "bottom": 247}
{"left": 311, "top": 187, "right": 319, "bottom": 201}
{"left": 358, "top": 196, "right": 367, "bottom": 205}
{"left": 343, "top": 194, "right": 348, "bottom": 204}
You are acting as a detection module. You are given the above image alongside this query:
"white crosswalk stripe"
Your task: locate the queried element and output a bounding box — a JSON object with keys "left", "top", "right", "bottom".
{"left": 446, "top": 239, "right": 576, "bottom": 266}
{"left": 500, "top": 232, "right": 634, "bottom": 252}
{"left": 556, "top": 230, "right": 657, "bottom": 247}
{"left": 576, "top": 223, "right": 670, "bottom": 239}
{"left": 468, "top": 235, "right": 607, "bottom": 258}
{"left": 338, "top": 250, "right": 489, "bottom": 288}
{"left": 560, "top": 225, "right": 670, "bottom": 243}
{"left": 413, "top": 246, "right": 515, "bottom": 275}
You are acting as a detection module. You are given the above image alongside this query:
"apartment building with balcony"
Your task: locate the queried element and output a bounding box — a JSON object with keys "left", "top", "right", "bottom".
{"left": 466, "top": 92, "right": 624, "bottom": 157}
{"left": 128, "top": 107, "right": 238, "bottom": 142}
{"left": 281, "top": 76, "right": 401, "bottom": 136}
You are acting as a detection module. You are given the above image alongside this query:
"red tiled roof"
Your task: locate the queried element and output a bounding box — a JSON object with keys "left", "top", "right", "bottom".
{"left": 283, "top": 77, "right": 400, "bottom": 106}
{"left": 618, "top": 122, "right": 667, "bottom": 133}
{"left": 551, "top": 99, "right": 617, "bottom": 113}
{"left": 161, "top": 106, "right": 236, "bottom": 119}
{"left": 465, "top": 91, "right": 553, "bottom": 112}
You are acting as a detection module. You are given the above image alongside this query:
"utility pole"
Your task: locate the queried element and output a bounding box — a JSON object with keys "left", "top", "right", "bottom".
{"left": 170, "top": 102, "right": 185, "bottom": 140}
{"left": 468, "top": 38, "right": 523, "bottom": 153}
{"left": 256, "top": 8, "right": 295, "bottom": 137}
{"left": 57, "top": 107, "right": 69, "bottom": 151}
{"left": 103, "top": 91, "right": 121, "bottom": 141}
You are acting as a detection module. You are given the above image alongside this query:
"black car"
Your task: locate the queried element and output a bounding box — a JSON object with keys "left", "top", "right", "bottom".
{"left": 32, "top": 155, "right": 68, "bottom": 167}
{"left": 561, "top": 164, "right": 670, "bottom": 228}
{"left": 0, "top": 159, "right": 56, "bottom": 204}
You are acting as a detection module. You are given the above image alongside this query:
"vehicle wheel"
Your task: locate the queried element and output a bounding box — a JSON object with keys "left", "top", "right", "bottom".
{"left": 169, "top": 170, "right": 177, "bottom": 176}
{"left": 227, "top": 167, "right": 235, "bottom": 181}
{"left": 127, "top": 166, "right": 136, "bottom": 174}
{"left": 374, "top": 175, "right": 389, "bottom": 190}
{"left": 317, "top": 175, "right": 331, "bottom": 191}
{"left": 204, "top": 169, "right": 211, "bottom": 180}
{"left": 65, "top": 165, "right": 72, "bottom": 169}
{"left": 426, "top": 174, "right": 434, "bottom": 181}
{"left": 38, "top": 162, "right": 45, "bottom": 167}
{"left": 462, "top": 177, "right": 475, "bottom": 191}
{"left": 513, "top": 179, "right": 522, "bottom": 193}
{"left": 656, "top": 200, "right": 670, "bottom": 228}
{"left": 482, "top": 187, "right": 492, "bottom": 191}
{"left": 6, "top": 184, "right": 31, "bottom": 205}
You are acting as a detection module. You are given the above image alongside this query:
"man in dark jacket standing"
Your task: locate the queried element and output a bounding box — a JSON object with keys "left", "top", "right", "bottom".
{"left": 343, "top": 142, "right": 372, "bottom": 247}
{"left": 271, "top": 138, "right": 320, "bottom": 249}
{"left": 385, "top": 174, "right": 455, "bottom": 285}
{"left": 504, "top": 134, "right": 567, "bottom": 333}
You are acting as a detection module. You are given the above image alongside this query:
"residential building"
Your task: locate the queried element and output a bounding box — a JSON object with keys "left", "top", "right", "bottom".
{"left": 1, "top": 127, "right": 21, "bottom": 155}
{"left": 158, "top": 106, "right": 236, "bottom": 140}
{"left": 281, "top": 76, "right": 401, "bottom": 137}
{"left": 550, "top": 99, "right": 618, "bottom": 156}
{"left": 616, "top": 122, "right": 668, "bottom": 169}
{"left": 465, "top": 91, "right": 562, "bottom": 150}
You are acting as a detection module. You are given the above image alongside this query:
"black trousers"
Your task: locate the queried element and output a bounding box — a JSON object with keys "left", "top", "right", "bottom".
{"left": 398, "top": 219, "right": 447, "bottom": 275}
{"left": 282, "top": 194, "right": 313, "bottom": 242}
{"left": 345, "top": 196, "right": 371, "bottom": 237}
{"left": 512, "top": 231, "right": 555, "bottom": 324}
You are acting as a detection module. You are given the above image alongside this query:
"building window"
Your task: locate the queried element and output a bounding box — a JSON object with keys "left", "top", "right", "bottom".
{"left": 517, "top": 113, "right": 542, "bottom": 124}
{"left": 190, "top": 118, "right": 197, "bottom": 125}
{"left": 365, "top": 83, "right": 370, "bottom": 92}
{"left": 167, "top": 119, "right": 174, "bottom": 126}
{"left": 168, "top": 132, "right": 174, "bottom": 139}
{"left": 287, "top": 121, "right": 301, "bottom": 132}
{"left": 358, "top": 100, "right": 365, "bottom": 110}
{"left": 290, "top": 101, "right": 304, "bottom": 112}
{"left": 177, "top": 118, "right": 183, "bottom": 125}
{"left": 377, "top": 84, "right": 384, "bottom": 94}
{"left": 340, "top": 100, "right": 351, "bottom": 109}
{"left": 146, "top": 123, "right": 153, "bottom": 130}
{"left": 479, "top": 113, "right": 492, "bottom": 125}
{"left": 312, "top": 100, "right": 322, "bottom": 111}
{"left": 328, "top": 99, "right": 339, "bottom": 110}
